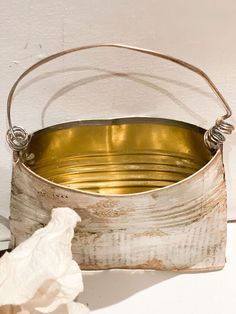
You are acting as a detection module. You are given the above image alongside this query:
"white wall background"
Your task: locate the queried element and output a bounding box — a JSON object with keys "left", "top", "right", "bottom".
{"left": 1, "top": 0, "right": 235, "bottom": 219}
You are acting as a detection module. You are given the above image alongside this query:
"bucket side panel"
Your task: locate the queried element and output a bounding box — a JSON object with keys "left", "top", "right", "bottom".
{"left": 10, "top": 151, "right": 227, "bottom": 271}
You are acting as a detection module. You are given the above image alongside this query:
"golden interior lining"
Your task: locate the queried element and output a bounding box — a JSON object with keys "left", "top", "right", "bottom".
{"left": 24, "top": 118, "right": 213, "bottom": 194}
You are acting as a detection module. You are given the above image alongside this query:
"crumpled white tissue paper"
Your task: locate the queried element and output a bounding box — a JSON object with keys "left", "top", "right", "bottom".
{"left": 0, "top": 207, "right": 89, "bottom": 314}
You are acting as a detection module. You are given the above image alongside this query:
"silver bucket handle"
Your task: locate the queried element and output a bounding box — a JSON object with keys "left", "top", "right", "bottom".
{"left": 6, "top": 44, "right": 234, "bottom": 152}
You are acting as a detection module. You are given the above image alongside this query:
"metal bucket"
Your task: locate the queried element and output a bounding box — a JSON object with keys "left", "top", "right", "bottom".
{"left": 7, "top": 44, "right": 234, "bottom": 271}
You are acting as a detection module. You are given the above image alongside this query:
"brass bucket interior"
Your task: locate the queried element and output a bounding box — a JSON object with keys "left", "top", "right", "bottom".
{"left": 24, "top": 118, "right": 213, "bottom": 195}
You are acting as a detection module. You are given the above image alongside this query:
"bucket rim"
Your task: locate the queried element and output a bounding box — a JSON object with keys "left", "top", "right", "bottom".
{"left": 16, "top": 117, "right": 221, "bottom": 198}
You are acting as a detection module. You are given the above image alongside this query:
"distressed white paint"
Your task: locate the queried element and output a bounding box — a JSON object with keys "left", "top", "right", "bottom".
{"left": 10, "top": 150, "right": 227, "bottom": 271}
{"left": 0, "top": 0, "right": 236, "bottom": 221}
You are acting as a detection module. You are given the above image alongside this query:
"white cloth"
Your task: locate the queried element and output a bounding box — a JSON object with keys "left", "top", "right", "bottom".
{"left": 0, "top": 207, "right": 89, "bottom": 314}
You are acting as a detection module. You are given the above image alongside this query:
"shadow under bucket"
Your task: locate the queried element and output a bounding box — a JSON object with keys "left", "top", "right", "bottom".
{"left": 6, "top": 44, "right": 234, "bottom": 272}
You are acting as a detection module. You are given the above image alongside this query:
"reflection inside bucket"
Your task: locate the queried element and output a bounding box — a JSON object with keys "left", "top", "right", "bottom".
{"left": 24, "top": 118, "right": 213, "bottom": 194}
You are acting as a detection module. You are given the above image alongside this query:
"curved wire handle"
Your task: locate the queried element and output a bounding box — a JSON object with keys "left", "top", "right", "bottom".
{"left": 6, "top": 43, "right": 234, "bottom": 152}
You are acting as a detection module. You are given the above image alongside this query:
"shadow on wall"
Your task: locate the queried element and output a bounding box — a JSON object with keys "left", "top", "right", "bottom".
{"left": 15, "top": 66, "right": 214, "bottom": 128}
{"left": 40, "top": 68, "right": 211, "bottom": 127}
{"left": 0, "top": 166, "right": 12, "bottom": 219}
{"left": 78, "top": 269, "right": 178, "bottom": 310}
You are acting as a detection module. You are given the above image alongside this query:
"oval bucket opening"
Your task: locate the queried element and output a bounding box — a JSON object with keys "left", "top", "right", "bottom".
{"left": 24, "top": 118, "right": 214, "bottom": 195}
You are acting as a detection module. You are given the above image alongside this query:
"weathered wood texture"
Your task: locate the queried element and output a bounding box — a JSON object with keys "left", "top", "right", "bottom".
{"left": 10, "top": 149, "right": 227, "bottom": 271}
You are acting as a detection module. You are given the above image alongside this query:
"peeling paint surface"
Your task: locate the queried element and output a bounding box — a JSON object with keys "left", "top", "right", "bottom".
{"left": 10, "top": 150, "right": 227, "bottom": 271}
